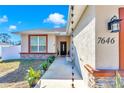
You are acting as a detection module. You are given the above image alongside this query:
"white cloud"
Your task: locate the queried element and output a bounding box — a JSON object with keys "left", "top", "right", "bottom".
{"left": 0, "top": 15, "right": 8, "bottom": 23}
{"left": 8, "top": 25, "right": 17, "bottom": 31}
{"left": 43, "top": 13, "right": 66, "bottom": 25}
{"left": 54, "top": 25, "right": 60, "bottom": 28}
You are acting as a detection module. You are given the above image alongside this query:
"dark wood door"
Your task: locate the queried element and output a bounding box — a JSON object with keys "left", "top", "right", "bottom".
{"left": 60, "top": 42, "right": 66, "bottom": 56}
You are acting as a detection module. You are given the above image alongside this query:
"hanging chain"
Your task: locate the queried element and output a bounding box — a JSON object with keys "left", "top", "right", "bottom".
{"left": 71, "top": 5, "right": 75, "bottom": 88}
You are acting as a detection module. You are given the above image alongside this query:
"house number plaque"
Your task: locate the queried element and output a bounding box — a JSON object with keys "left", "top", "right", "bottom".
{"left": 97, "top": 37, "right": 115, "bottom": 44}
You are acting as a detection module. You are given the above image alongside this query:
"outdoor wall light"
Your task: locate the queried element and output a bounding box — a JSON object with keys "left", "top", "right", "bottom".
{"left": 108, "top": 15, "right": 122, "bottom": 32}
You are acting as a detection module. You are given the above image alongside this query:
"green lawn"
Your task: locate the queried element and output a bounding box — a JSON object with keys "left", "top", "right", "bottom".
{"left": 0, "top": 59, "right": 45, "bottom": 88}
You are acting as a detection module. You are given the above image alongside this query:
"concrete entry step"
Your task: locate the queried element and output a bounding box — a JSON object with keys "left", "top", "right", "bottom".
{"left": 35, "top": 79, "right": 84, "bottom": 88}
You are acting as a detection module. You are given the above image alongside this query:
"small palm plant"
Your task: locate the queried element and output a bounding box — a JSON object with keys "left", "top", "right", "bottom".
{"left": 25, "top": 67, "right": 41, "bottom": 87}
{"left": 115, "top": 71, "right": 122, "bottom": 88}
{"left": 103, "top": 71, "right": 123, "bottom": 88}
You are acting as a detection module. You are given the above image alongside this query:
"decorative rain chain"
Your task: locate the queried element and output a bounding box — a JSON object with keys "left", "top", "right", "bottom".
{"left": 71, "top": 5, "right": 75, "bottom": 88}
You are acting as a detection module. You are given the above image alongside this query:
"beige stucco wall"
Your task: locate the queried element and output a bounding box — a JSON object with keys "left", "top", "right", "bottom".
{"left": 95, "top": 6, "right": 124, "bottom": 70}
{"left": 56, "top": 36, "right": 70, "bottom": 55}
{"left": 72, "top": 6, "right": 96, "bottom": 77}
{"left": 48, "top": 34, "right": 56, "bottom": 53}
{"left": 67, "top": 5, "right": 124, "bottom": 87}
{"left": 21, "top": 34, "right": 56, "bottom": 53}
{"left": 70, "top": 5, "right": 124, "bottom": 74}
{"left": 21, "top": 34, "right": 28, "bottom": 52}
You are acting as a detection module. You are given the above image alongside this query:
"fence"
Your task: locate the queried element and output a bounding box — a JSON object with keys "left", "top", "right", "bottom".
{"left": 1, "top": 45, "right": 21, "bottom": 60}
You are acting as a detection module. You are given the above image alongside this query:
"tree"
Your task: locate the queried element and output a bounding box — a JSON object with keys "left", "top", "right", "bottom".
{"left": 0, "top": 33, "right": 11, "bottom": 43}
{"left": 14, "top": 40, "right": 21, "bottom": 45}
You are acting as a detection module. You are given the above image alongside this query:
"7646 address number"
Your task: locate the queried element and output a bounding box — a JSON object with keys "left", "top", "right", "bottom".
{"left": 97, "top": 37, "right": 115, "bottom": 44}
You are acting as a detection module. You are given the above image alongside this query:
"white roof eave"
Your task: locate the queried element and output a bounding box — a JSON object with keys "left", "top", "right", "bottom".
{"left": 12, "top": 31, "right": 67, "bottom": 36}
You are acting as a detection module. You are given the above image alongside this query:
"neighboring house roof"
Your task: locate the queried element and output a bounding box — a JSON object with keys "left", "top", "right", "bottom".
{"left": 66, "top": 5, "right": 88, "bottom": 35}
{"left": 12, "top": 28, "right": 68, "bottom": 36}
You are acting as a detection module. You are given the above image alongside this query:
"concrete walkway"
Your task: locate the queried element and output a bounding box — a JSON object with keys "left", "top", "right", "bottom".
{"left": 36, "top": 57, "right": 84, "bottom": 88}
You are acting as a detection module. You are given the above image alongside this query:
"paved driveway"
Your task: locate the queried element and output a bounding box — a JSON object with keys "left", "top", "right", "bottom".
{"left": 36, "top": 57, "right": 84, "bottom": 88}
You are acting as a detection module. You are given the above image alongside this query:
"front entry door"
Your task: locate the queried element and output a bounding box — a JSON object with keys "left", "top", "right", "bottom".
{"left": 60, "top": 42, "right": 66, "bottom": 56}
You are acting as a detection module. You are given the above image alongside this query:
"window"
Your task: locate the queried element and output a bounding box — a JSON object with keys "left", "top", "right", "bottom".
{"left": 30, "top": 35, "right": 47, "bottom": 53}
{"left": 30, "top": 36, "right": 38, "bottom": 52}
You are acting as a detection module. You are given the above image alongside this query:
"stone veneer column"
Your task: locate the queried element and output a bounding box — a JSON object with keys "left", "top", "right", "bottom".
{"left": 84, "top": 64, "right": 124, "bottom": 88}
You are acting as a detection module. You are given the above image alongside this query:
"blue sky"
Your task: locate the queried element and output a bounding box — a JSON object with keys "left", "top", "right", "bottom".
{"left": 0, "top": 5, "right": 69, "bottom": 42}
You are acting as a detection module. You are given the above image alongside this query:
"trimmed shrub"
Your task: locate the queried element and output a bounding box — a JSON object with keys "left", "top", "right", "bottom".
{"left": 47, "top": 56, "right": 55, "bottom": 63}
{"left": 42, "top": 62, "right": 48, "bottom": 71}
